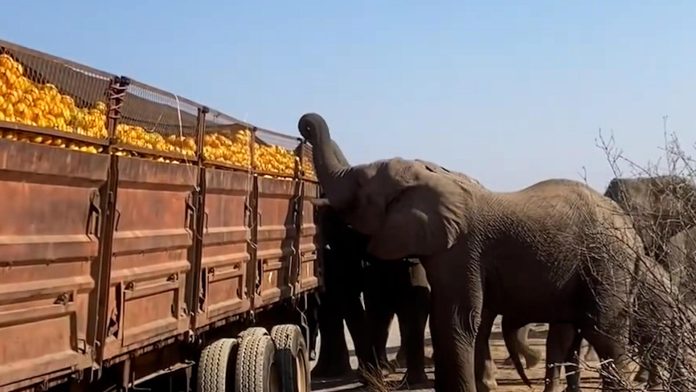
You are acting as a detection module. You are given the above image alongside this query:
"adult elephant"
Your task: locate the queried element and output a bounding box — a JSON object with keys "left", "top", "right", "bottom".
{"left": 662, "top": 226, "right": 696, "bottom": 295}
{"left": 605, "top": 176, "right": 696, "bottom": 384}
{"left": 298, "top": 112, "right": 660, "bottom": 392}
{"left": 309, "top": 139, "right": 431, "bottom": 386}
{"left": 310, "top": 199, "right": 374, "bottom": 379}
{"left": 494, "top": 176, "right": 696, "bottom": 391}
{"left": 604, "top": 175, "right": 696, "bottom": 263}
{"left": 630, "top": 225, "right": 696, "bottom": 388}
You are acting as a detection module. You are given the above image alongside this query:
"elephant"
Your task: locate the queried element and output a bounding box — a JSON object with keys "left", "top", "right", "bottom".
{"left": 632, "top": 226, "right": 696, "bottom": 389}
{"left": 604, "top": 175, "right": 696, "bottom": 264}
{"left": 309, "top": 140, "right": 431, "bottom": 385}
{"left": 310, "top": 202, "right": 374, "bottom": 379}
{"left": 506, "top": 176, "right": 696, "bottom": 391}
{"left": 604, "top": 176, "right": 696, "bottom": 385}
{"left": 298, "top": 112, "right": 662, "bottom": 392}
{"left": 662, "top": 226, "right": 696, "bottom": 297}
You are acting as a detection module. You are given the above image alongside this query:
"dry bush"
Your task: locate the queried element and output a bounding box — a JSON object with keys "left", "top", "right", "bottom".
{"left": 570, "top": 123, "right": 696, "bottom": 391}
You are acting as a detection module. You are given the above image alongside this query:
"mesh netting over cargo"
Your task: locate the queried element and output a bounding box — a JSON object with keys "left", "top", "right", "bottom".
{"left": 0, "top": 40, "right": 114, "bottom": 139}
{"left": 116, "top": 79, "right": 200, "bottom": 158}
{"left": 254, "top": 127, "right": 302, "bottom": 177}
{"left": 202, "top": 109, "right": 253, "bottom": 169}
{"left": 297, "top": 143, "right": 317, "bottom": 180}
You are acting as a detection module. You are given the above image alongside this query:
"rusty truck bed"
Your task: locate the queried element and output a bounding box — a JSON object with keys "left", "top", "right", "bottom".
{"left": 0, "top": 39, "right": 322, "bottom": 391}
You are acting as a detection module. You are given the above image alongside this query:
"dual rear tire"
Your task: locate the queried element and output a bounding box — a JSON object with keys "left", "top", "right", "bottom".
{"left": 270, "top": 325, "right": 310, "bottom": 392}
{"left": 197, "top": 325, "right": 309, "bottom": 392}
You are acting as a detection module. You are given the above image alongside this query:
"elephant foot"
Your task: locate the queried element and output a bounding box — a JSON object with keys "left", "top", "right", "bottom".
{"left": 396, "top": 373, "right": 432, "bottom": 390}
{"left": 311, "top": 362, "right": 353, "bottom": 379}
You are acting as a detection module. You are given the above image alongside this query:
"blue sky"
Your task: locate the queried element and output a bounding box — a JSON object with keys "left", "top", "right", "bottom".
{"left": 2, "top": 1, "right": 695, "bottom": 190}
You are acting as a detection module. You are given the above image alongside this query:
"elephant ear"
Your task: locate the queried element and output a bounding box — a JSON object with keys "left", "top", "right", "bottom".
{"left": 363, "top": 162, "right": 471, "bottom": 260}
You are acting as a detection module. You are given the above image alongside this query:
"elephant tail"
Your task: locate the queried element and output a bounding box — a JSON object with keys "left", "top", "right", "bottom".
{"left": 501, "top": 318, "right": 533, "bottom": 388}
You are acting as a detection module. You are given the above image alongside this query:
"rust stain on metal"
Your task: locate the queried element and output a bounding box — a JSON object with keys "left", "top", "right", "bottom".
{"left": 0, "top": 142, "right": 109, "bottom": 390}
{"left": 253, "top": 176, "right": 301, "bottom": 308}
{"left": 102, "top": 157, "right": 198, "bottom": 361}
{"left": 193, "top": 168, "right": 252, "bottom": 328}
{"left": 0, "top": 38, "right": 325, "bottom": 392}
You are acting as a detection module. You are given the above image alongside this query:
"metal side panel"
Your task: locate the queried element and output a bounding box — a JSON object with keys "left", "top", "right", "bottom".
{"left": 0, "top": 140, "right": 108, "bottom": 390}
{"left": 253, "top": 176, "right": 300, "bottom": 309}
{"left": 102, "top": 157, "right": 198, "bottom": 360}
{"left": 194, "top": 168, "right": 252, "bottom": 329}
{"left": 297, "top": 181, "right": 320, "bottom": 293}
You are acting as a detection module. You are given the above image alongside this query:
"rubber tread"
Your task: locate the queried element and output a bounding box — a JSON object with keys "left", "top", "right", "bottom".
{"left": 237, "top": 326, "right": 268, "bottom": 340}
{"left": 235, "top": 333, "right": 276, "bottom": 392}
{"left": 197, "top": 338, "right": 238, "bottom": 392}
{"left": 270, "top": 324, "right": 310, "bottom": 392}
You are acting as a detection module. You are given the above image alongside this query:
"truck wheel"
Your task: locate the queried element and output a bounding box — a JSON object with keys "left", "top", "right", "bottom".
{"left": 270, "top": 324, "right": 310, "bottom": 392}
{"left": 238, "top": 326, "right": 268, "bottom": 340}
{"left": 235, "top": 334, "right": 281, "bottom": 392}
{"left": 197, "top": 338, "right": 238, "bottom": 392}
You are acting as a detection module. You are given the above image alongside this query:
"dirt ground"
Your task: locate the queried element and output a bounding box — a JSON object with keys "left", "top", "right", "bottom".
{"left": 310, "top": 317, "right": 605, "bottom": 392}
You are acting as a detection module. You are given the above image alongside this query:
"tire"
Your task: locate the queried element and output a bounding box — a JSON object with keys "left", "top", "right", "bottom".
{"left": 235, "top": 333, "right": 281, "bottom": 392}
{"left": 270, "top": 324, "right": 310, "bottom": 392}
{"left": 197, "top": 338, "right": 238, "bottom": 392}
{"left": 238, "top": 326, "right": 268, "bottom": 340}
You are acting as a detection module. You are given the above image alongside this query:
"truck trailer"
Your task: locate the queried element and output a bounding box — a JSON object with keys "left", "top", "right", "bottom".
{"left": 0, "top": 39, "right": 322, "bottom": 392}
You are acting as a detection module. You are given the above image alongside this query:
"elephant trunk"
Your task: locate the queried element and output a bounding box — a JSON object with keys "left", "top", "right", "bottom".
{"left": 298, "top": 113, "right": 357, "bottom": 209}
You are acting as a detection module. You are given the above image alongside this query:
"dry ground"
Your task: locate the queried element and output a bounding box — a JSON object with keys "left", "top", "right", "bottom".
{"left": 311, "top": 317, "right": 605, "bottom": 392}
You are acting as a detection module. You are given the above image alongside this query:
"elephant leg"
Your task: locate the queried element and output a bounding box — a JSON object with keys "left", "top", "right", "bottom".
{"left": 365, "top": 300, "right": 395, "bottom": 372}
{"left": 312, "top": 292, "right": 352, "bottom": 378}
{"left": 430, "top": 297, "right": 481, "bottom": 392}
{"left": 306, "top": 293, "right": 320, "bottom": 360}
{"left": 362, "top": 271, "right": 396, "bottom": 374}
{"left": 562, "top": 327, "right": 584, "bottom": 392}
{"left": 394, "top": 318, "right": 408, "bottom": 368}
{"left": 343, "top": 290, "right": 377, "bottom": 373}
{"left": 542, "top": 323, "right": 581, "bottom": 392}
{"left": 396, "top": 285, "right": 430, "bottom": 386}
{"left": 427, "top": 256, "right": 482, "bottom": 392}
{"left": 580, "top": 318, "right": 631, "bottom": 391}
{"left": 475, "top": 309, "right": 498, "bottom": 392}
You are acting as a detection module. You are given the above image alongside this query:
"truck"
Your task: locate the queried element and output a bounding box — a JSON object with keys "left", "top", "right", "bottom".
{"left": 0, "top": 39, "right": 322, "bottom": 392}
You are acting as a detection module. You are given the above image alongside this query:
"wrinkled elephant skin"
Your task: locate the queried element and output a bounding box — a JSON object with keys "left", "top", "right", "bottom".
{"left": 308, "top": 132, "right": 431, "bottom": 384}
{"left": 298, "top": 112, "right": 660, "bottom": 392}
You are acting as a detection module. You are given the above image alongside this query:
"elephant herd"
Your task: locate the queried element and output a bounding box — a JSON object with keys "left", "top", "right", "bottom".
{"left": 299, "top": 112, "right": 696, "bottom": 392}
